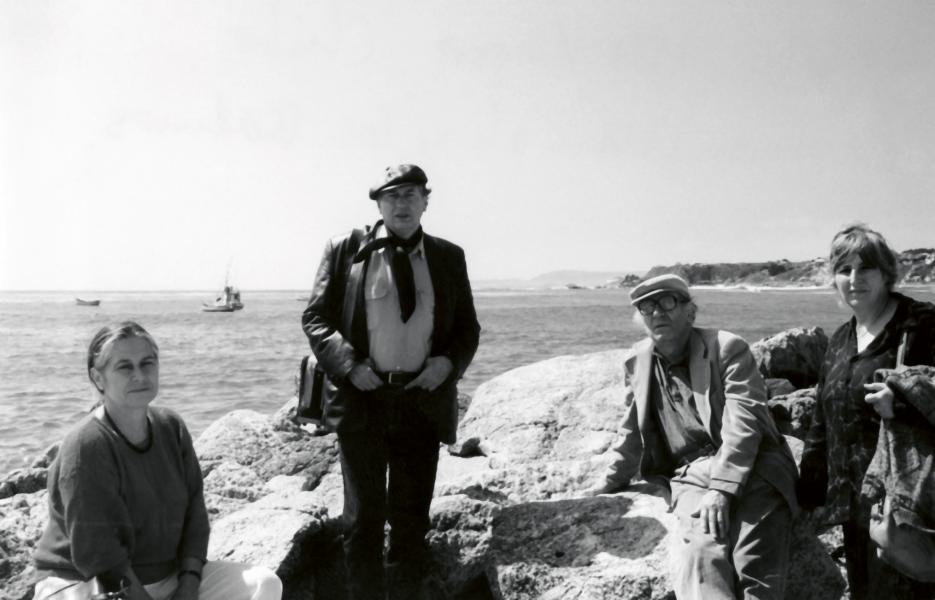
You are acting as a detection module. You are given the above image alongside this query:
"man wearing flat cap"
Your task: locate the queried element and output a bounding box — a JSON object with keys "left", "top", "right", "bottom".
{"left": 589, "top": 274, "right": 798, "bottom": 600}
{"left": 303, "top": 164, "right": 480, "bottom": 600}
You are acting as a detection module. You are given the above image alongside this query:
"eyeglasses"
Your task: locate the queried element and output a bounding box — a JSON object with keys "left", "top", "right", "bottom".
{"left": 636, "top": 294, "right": 682, "bottom": 316}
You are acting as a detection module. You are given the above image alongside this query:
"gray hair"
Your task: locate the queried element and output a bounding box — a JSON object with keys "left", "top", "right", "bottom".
{"left": 87, "top": 321, "right": 159, "bottom": 394}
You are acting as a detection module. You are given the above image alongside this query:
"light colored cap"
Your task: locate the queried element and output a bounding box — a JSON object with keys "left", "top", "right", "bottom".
{"left": 629, "top": 273, "right": 691, "bottom": 306}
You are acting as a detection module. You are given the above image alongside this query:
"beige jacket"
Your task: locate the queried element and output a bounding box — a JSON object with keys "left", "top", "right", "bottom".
{"left": 603, "top": 328, "right": 799, "bottom": 512}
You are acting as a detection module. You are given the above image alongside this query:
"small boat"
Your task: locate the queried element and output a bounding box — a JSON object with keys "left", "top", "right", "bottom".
{"left": 203, "top": 263, "right": 244, "bottom": 313}
{"left": 202, "top": 303, "right": 236, "bottom": 313}
{"left": 202, "top": 285, "right": 243, "bottom": 312}
{"left": 75, "top": 298, "right": 101, "bottom": 306}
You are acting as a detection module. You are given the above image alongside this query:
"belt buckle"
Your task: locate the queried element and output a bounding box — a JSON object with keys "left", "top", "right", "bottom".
{"left": 387, "top": 372, "right": 406, "bottom": 385}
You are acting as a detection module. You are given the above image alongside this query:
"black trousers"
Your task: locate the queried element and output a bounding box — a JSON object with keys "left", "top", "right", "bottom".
{"left": 337, "top": 386, "right": 440, "bottom": 600}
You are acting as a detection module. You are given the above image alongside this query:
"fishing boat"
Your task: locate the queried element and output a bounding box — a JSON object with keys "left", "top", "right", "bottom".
{"left": 75, "top": 298, "right": 101, "bottom": 306}
{"left": 203, "top": 263, "right": 244, "bottom": 313}
{"left": 202, "top": 284, "right": 243, "bottom": 312}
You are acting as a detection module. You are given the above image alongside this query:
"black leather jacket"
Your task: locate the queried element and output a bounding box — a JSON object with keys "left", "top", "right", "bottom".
{"left": 302, "top": 222, "right": 480, "bottom": 443}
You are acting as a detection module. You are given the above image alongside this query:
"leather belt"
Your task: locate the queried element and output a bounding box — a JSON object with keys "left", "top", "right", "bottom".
{"left": 376, "top": 371, "right": 418, "bottom": 386}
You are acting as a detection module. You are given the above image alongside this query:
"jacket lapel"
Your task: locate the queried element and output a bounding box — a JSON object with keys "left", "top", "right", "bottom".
{"left": 633, "top": 340, "right": 654, "bottom": 432}
{"left": 688, "top": 329, "right": 715, "bottom": 439}
{"left": 344, "top": 225, "right": 377, "bottom": 351}
{"left": 422, "top": 234, "right": 445, "bottom": 347}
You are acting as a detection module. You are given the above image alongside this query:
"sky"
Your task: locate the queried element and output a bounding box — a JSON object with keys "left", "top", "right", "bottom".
{"left": 1, "top": 0, "right": 933, "bottom": 291}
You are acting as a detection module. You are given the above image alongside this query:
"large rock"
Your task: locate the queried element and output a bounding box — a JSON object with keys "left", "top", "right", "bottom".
{"left": 752, "top": 327, "right": 828, "bottom": 389}
{"left": 435, "top": 457, "right": 613, "bottom": 505}
{"left": 195, "top": 405, "right": 340, "bottom": 489}
{"left": 428, "top": 494, "right": 502, "bottom": 595}
{"left": 0, "top": 469, "right": 48, "bottom": 501}
{"left": 431, "top": 348, "right": 844, "bottom": 600}
{"left": 0, "top": 491, "right": 48, "bottom": 600}
{"left": 429, "top": 476, "right": 842, "bottom": 600}
{"left": 768, "top": 387, "right": 818, "bottom": 440}
{"left": 451, "top": 350, "right": 630, "bottom": 462}
{"left": 765, "top": 378, "right": 797, "bottom": 399}
{"left": 486, "top": 490, "right": 674, "bottom": 600}
{"left": 202, "top": 460, "right": 270, "bottom": 518}
{"left": 208, "top": 489, "right": 330, "bottom": 583}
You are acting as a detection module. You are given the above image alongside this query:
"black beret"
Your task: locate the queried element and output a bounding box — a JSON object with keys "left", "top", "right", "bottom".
{"left": 369, "top": 164, "right": 429, "bottom": 200}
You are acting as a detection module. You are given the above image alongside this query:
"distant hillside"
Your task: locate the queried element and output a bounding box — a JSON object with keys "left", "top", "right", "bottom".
{"left": 474, "top": 270, "right": 643, "bottom": 290}
{"left": 641, "top": 248, "right": 935, "bottom": 287}
{"left": 472, "top": 250, "right": 935, "bottom": 291}
{"left": 528, "top": 270, "right": 639, "bottom": 288}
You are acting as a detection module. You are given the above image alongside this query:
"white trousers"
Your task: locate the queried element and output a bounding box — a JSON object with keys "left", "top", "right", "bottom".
{"left": 33, "top": 561, "right": 282, "bottom": 600}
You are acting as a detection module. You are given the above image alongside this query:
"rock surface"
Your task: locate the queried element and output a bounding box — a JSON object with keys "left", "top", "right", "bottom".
{"left": 0, "top": 491, "right": 48, "bottom": 600}
{"left": 450, "top": 350, "right": 630, "bottom": 463}
{"left": 437, "top": 352, "right": 843, "bottom": 600}
{"left": 752, "top": 327, "right": 828, "bottom": 389}
{"left": 0, "top": 469, "right": 48, "bottom": 501}
{"left": 487, "top": 490, "right": 674, "bottom": 600}
{"left": 1, "top": 336, "right": 848, "bottom": 600}
{"left": 769, "top": 387, "right": 819, "bottom": 439}
{"left": 208, "top": 489, "right": 330, "bottom": 581}
{"left": 196, "top": 404, "right": 341, "bottom": 492}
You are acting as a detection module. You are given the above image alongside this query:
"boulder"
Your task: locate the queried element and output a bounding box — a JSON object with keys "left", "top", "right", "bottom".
{"left": 765, "top": 378, "right": 797, "bottom": 399}
{"left": 0, "top": 491, "right": 48, "bottom": 600}
{"left": 195, "top": 407, "right": 340, "bottom": 489}
{"left": 431, "top": 349, "right": 844, "bottom": 599}
{"left": 428, "top": 477, "right": 842, "bottom": 600}
{"left": 0, "top": 468, "right": 48, "bottom": 501}
{"left": 752, "top": 327, "right": 828, "bottom": 389}
{"left": 486, "top": 490, "right": 674, "bottom": 600}
{"left": 451, "top": 350, "right": 630, "bottom": 462}
{"left": 202, "top": 460, "right": 269, "bottom": 518}
{"left": 768, "top": 387, "right": 818, "bottom": 440}
{"left": 208, "top": 489, "right": 330, "bottom": 581}
{"left": 28, "top": 444, "right": 59, "bottom": 469}
{"left": 428, "top": 494, "right": 502, "bottom": 596}
{"left": 435, "top": 457, "right": 613, "bottom": 505}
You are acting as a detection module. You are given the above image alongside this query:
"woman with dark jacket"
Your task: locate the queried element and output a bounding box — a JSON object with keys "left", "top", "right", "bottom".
{"left": 798, "top": 224, "right": 935, "bottom": 599}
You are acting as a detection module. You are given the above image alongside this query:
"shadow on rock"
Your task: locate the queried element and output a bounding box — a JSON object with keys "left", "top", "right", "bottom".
{"left": 491, "top": 495, "right": 667, "bottom": 566}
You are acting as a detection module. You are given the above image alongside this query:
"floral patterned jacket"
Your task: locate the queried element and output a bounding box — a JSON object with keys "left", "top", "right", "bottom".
{"left": 798, "top": 293, "right": 935, "bottom": 526}
{"left": 861, "top": 364, "right": 935, "bottom": 531}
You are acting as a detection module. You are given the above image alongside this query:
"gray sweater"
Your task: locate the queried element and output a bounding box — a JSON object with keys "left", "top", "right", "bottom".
{"left": 34, "top": 406, "right": 210, "bottom": 584}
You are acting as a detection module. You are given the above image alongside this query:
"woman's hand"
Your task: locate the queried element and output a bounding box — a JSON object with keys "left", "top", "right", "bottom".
{"left": 170, "top": 573, "right": 200, "bottom": 600}
{"left": 864, "top": 382, "right": 895, "bottom": 419}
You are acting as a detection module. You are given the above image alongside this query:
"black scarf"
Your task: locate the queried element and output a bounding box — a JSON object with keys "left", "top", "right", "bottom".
{"left": 353, "top": 224, "right": 423, "bottom": 322}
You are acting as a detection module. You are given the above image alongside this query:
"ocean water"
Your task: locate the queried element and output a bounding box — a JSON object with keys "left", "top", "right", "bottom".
{"left": 2, "top": 286, "right": 933, "bottom": 476}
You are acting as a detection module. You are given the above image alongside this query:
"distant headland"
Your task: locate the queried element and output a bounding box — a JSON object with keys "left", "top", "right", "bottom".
{"left": 475, "top": 249, "right": 935, "bottom": 291}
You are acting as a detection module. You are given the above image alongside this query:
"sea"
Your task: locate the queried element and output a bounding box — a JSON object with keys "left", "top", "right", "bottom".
{"left": 3, "top": 286, "right": 934, "bottom": 476}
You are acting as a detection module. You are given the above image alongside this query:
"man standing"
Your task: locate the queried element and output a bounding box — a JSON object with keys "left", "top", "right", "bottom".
{"left": 302, "top": 164, "right": 480, "bottom": 600}
{"left": 590, "top": 274, "right": 798, "bottom": 600}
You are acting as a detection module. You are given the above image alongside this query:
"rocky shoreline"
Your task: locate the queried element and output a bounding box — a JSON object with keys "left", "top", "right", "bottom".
{"left": 574, "top": 249, "right": 935, "bottom": 290}
{"left": 1, "top": 327, "right": 847, "bottom": 600}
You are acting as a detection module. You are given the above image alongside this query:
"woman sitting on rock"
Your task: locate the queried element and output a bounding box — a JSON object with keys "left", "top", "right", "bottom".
{"left": 797, "top": 224, "right": 935, "bottom": 599}
{"left": 32, "top": 321, "right": 282, "bottom": 600}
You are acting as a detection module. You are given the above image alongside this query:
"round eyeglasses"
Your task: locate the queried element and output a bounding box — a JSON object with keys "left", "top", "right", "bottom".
{"left": 636, "top": 294, "right": 682, "bottom": 316}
